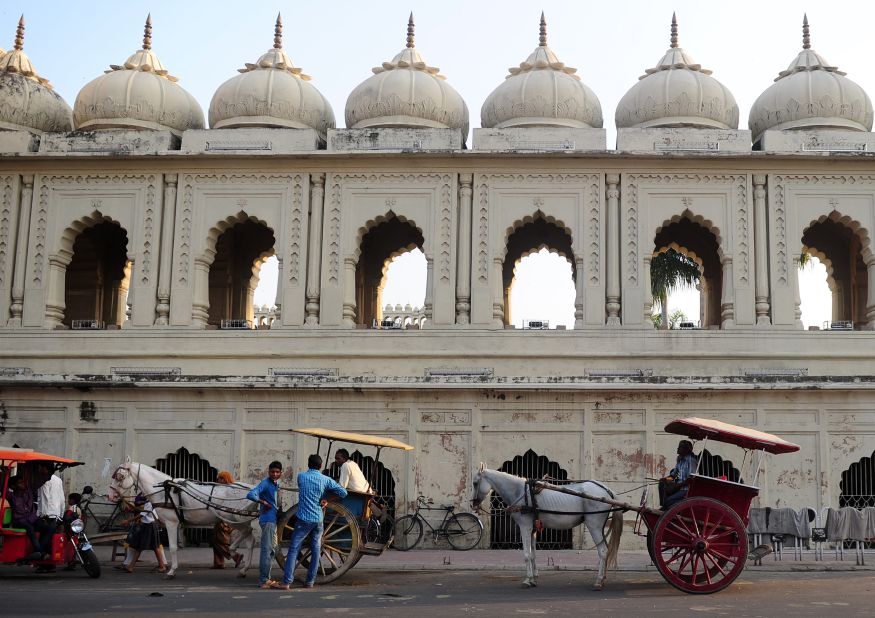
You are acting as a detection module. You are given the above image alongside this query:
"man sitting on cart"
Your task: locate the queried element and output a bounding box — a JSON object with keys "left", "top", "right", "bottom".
{"left": 658, "top": 439, "right": 698, "bottom": 508}
{"left": 334, "top": 449, "right": 371, "bottom": 494}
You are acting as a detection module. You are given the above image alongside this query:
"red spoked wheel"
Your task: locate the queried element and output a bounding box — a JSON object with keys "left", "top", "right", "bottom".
{"left": 652, "top": 497, "right": 748, "bottom": 594}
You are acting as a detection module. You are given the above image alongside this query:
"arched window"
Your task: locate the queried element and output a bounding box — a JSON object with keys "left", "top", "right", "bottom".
{"left": 504, "top": 218, "right": 576, "bottom": 329}
{"left": 653, "top": 218, "right": 721, "bottom": 328}
{"left": 208, "top": 220, "right": 275, "bottom": 328}
{"left": 356, "top": 218, "right": 424, "bottom": 327}
{"left": 63, "top": 221, "right": 129, "bottom": 329}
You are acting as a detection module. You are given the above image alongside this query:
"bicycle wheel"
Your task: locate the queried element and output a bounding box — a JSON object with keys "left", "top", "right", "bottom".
{"left": 445, "top": 512, "right": 483, "bottom": 550}
{"left": 391, "top": 515, "right": 422, "bottom": 551}
{"left": 364, "top": 517, "right": 382, "bottom": 544}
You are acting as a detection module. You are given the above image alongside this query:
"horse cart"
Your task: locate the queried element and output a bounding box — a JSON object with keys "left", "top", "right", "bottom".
{"left": 276, "top": 428, "right": 413, "bottom": 583}
{"left": 535, "top": 417, "right": 800, "bottom": 594}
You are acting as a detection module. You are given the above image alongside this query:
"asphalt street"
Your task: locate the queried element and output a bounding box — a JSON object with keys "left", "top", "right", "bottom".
{"left": 1, "top": 566, "right": 873, "bottom": 617}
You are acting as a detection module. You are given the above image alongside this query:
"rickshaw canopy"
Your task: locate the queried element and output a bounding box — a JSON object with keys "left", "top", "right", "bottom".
{"left": 664, "top": 417, "right": 800, "bottom": 454}
{"left": 0, "top": 447, "right": 84, "bottom": 467}
{"left": 293, "top": 428, "right": 414, "bottom": 451}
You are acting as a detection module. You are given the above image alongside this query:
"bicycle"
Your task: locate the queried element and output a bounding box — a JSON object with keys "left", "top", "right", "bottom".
{"left": 78, "top": 485, "right": 130, "bottom": 533}
{"left": 391, "top": 495, "right": 483, "bottom": 551}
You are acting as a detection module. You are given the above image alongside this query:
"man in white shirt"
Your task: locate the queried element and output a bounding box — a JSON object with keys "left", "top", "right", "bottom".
{"left": 37, "top": 465, "right": 65, "bottom": 519}
{"left": 334, "top": 449, "right": 371, "bottom": 493}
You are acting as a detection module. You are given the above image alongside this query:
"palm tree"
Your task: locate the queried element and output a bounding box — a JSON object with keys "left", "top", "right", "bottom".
{"left": 650, "top": 249, "right": 701, "bottom": 329}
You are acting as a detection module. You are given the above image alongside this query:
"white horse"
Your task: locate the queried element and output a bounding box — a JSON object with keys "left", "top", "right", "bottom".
{"left": 471, "top": 464, "right": 623, "bottom": 590}
{"left": 108, "top": 459, "right": 258, "bottom": 579}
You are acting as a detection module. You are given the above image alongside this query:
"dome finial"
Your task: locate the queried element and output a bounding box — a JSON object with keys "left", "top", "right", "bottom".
{"left": 13, "top": 14, "right": 24, "bottom": 51}
{"left": 406, "top": 12, "right": 415, "bottom": 48}
{"left": 670, "top": 12, "right": 678, "bottom": 49}
{"left": 274, "top": 12, "right": 283, "bottom": 49}
{"left": 802, "top": 14, "right": 810, "bottom": 50}
{"left": 143, "top": 14, "right": 152, "bottom": 50}
{"left": 539, "top": 12, "right": 547, "bottom": 47}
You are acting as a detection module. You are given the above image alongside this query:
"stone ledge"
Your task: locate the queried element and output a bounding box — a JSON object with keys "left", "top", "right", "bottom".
{"left": 0, "top": 130, "right": 39, "bottom": 153}
{"left": 39, "top": 129, "right": 180, "bottom": 154}
{"left": 181, "top": 128, "right": 322, "bottom": 153}
{"left": 328, "top": 128, "right": 463, "bottom": 152}
{"left": 617, "top": 128, "right": 752, "bottom": 153}
{"left": 760, "top": 129, "right": 875, "bottom": 153}
{"left": 473, "top": 127, "right": 606, "bottom": 152}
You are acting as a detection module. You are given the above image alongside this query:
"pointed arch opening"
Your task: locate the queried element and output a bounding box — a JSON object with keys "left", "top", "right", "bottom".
{"left": 801, "top": 215, "right": 870, "bottom": 330}
{"left": 653, "top": 216, "right": 722, "bottom": 329}
{"left": 207, "top": 219, "right": 276, "bottom": 328}
{"left": 355, "top": 216, "right": 425, "bottom": 328}
{"left": 63, "top": 220, "right": 130, "bottom": 329}
{"left": 504, "top": 217, "right": 576, "bottom": 329}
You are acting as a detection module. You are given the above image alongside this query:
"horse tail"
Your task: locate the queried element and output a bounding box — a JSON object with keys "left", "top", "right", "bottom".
{"left": 605, "top": 509, "right": 624, "bottom": 570}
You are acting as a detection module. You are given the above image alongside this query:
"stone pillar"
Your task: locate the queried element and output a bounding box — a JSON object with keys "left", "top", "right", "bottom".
{"left": 423, "top": 256, "right": 434, "bottom": 327}
{"left": 192, "top": 256, "right": 211, "bottom": 327}
{"left": 491, "top": 257, "right": 504, "bottom": 328}
{"left": 342, "top": 256, "right": 357, "bottom": 327}
{"left": 44, "top": 256, "right": 67, "bottom": 328}
{"left": 866, "top": 260, "right": 875, "bottom": 329}
{"left": 305, "top": 173, "right": 325, "bottom": 326}
{"left": 642, "top": 255, "right": 653, "bottom": 328}
{"left": 456, "top": 173, "right": 473, "bottom": 324}
{"left": 8, "top": 174, "right": 33, "bottom": 326}
{"left": 721, "top": 256, "right": 736, "bottom": 328}
{"left": 273, "top": 258, "right": 283, "bottom": 324}
{"left": 605, "top": 173, "right": 621, "bottom": 326}
{"left": 752, "top": 174, "right": 771, "bottom": 326}
{"left": 574, "top": 257, "right": 585, "bottom": 328}
{"left": 154, "top": 173, "right": 177, "bottom": 325}
{"left": 791, "top": 256, "right": 803, "bottom": 328}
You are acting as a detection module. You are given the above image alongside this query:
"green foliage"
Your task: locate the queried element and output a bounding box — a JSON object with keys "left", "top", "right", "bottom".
{"left": 668, "top": 309, "right": 688, "bottom": 329}
{"left": 650, "top": 249, "right": 701, "bottom": 327}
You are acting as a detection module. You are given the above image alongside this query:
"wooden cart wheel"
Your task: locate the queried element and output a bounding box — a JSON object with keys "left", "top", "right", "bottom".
{"left": 652, "top": 497, "right": 748, "bottom": 594}
{"left": 276, "top": 501, "right": 362, "bottom": 584}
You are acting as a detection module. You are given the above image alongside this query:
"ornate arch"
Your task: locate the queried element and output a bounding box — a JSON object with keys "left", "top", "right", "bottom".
{"left": 57, "top": 210, "right": 129, "bottom": 265}
{"left": 654, "top": 242, "right": 705, "bottom": 275}
{"left": 802, "top": 210, "right": 873, "bottom": 264}
{"left": 502, "top": 210, "right": 574, "bottom": 260}
{"left": 355, "top": 212, "right": 426, "bottom": 262}
{"left": 201, "top": 211, "right": 277, "bottom": 265}
{"left": 654, "top": 208, "right": 724, "bottom": 258}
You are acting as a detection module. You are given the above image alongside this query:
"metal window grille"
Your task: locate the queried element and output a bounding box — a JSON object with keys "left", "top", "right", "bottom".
{"left": 698, "top": 449, "right": 742, "bottom": 483}
{"left": 72, "top": 319, "right": 104, "bottom": 330}
{"left": 490, "top": 449, "right": 573, "bottom": 550}
{"left": 840, "top": 450, "right": 875, "bottom": 548}
{"left": 220, "top": 319, "right": 252, "bottom": 330}
{"left": 154, "top": 447, "right": 218, "bottom": 546}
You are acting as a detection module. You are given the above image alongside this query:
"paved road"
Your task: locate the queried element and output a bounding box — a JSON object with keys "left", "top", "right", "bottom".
{"left": 2, "top": 566, "right": 873, "bottom": 617}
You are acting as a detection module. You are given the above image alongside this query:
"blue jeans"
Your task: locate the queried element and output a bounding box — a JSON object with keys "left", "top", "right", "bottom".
{"left": 282, "top": 519, "right": 323, "bottom": 585}
{"left": 257, "top": 521, "right": 277, "bottom": 585}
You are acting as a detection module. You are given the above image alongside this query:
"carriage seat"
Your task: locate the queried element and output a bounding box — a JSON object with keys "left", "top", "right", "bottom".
{"left": 1, "top": 506, "right": 28, "bottom": 534}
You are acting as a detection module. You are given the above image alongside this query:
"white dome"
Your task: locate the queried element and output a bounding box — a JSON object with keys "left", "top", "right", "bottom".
{"left": 481, "top": 14, "right": 602, "bottom": 129}
{"left": 615, "top": 15, "right": 738, "bottom": 130}
{"left": 209, "top": 15, "right": 335, "bottom": 138}
{"left": 748, "top": 17, "right": 872, "bottom": 143}
{"left": 345, "top": 15, "right": 468, "bottom": 135}
{"left": 73, "top": 17, "right": 204, "bottom": 135}
{"left": 0, "top": 18, "right": 72, "bottom": 134}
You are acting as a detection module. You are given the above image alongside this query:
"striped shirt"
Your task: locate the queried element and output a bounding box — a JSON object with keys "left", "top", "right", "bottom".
{"left": 296, "top": 469, "right": 347, "bottom": 523}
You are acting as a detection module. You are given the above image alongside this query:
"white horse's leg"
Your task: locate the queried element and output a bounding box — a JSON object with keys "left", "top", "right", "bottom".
{"left": 518, "top": 517, "right": 536, "bottom": 587}
{"left": 235, "top": 526, "right": 255, "bottom": 578}
{"left": 530, "top": 527, "right": 539, "bottom": 585}
{"left": 585, "top": 514, "right": 609, "bottom": 591}
{"left": 163, "top": 516, "right": 180, "bottom": 579}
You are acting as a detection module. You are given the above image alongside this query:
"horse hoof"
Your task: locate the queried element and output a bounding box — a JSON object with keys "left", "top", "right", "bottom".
{"left": 521, "top": 581, "right": 534, "bottom": 588}
{"left": 163, "top": 573, "right": 175, "bottom": 580}
{"left": 592, "top": 583, "right": 604, "bottom": 591}
{"left": 236, "top": 572, "right": 247, "bottom": 579}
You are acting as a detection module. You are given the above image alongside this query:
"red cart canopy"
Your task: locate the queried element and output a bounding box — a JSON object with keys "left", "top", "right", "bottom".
{"left": 664, "top": 417, "right": 800, "bottom": 454}
{"left": 0, "top": 448, "right": 83, "bottom": 466}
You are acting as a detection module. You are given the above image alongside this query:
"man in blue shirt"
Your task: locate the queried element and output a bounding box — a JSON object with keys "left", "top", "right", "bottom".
{"left": 279, "top": 454, "right": 346, "bottom": 589}
{"left": 659, "top": 440, "right": 699, "bottom": 508}
{"left": 246, "top": 460, "right": 283, "bottom": 588}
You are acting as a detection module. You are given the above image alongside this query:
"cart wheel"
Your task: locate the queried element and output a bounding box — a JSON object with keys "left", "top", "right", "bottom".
{"left": 646, "top": 530, "right": 656, "bottom": 566}
{"left": 276, "top": 502, "right": 362, "bottom": 584}
{"left": 652, "top": 497, "right": 748, "bottom": 594}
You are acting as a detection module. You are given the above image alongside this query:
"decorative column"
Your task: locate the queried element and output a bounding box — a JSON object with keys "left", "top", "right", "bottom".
{"left": 422, "top": 257, "right": 434, "bottom": 327}
{"left": 642, "top": 255, "right": 653, "bottom": 328}
{"left": 720, "top": 256, "right": 736, "bottom": 328}
{"left": 7, "top": 174, "right": 33, "bottom": 326}
{"left": 455, "top": 173, "right": 473, "bottom": 324}
{"left": 154, "top": 173, "right": 177, "bottom": 325}
{"left": 273, "top": 258, "right": 283, "bottom": 324}
{"left": 341, "top": 256, "right": 357, "bottom": 327}
{"left": 491, "top": 257, "right": 504, "bottom": 328}
{"left": 791, "top": 256, "right": 803, "bottom": 328}
{"left": 574, "top": 257, "right": 585, "bottom": 328}
{"left": 191, "top": 256, "right": 211, "bottom": 327}
{"left": 752, "top": 174, "right": 771, "bottom": 326}
{"left": 866, "top": 260, "right": 875, "bottom": 329}
{"left": 605, "top": 173, "right": 621, "bottom": 326}
{"left": 43, "top": 256, "right": 67, "bottom": 328}
{"left": 305, "top": 173, "right": 325, "bottom": 326}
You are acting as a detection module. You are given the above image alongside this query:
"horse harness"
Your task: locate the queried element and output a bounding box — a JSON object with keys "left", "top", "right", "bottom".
{"left": 505, "top": 478, "right": 626, "bottom": 534}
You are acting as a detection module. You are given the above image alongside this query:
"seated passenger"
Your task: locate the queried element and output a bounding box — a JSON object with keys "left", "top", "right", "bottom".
{"left": 658, "top": 440, "right": 699, "bottom": 508}
{"left": 8, "top": 475, "right": 43, "bottom": 559}
{"left": 334, "top": 449, "right": 371, "bottom": 494}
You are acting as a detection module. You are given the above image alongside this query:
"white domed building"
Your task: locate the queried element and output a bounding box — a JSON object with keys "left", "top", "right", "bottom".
{"left": 0, "top": 17, "right": 72, "bottom": 137}
{"left": 73, "top": 16, "right": 203, "bottom": 135}
{"left": 343, "top": 14, "right": 468, "bottom": 139}
{"left": 615, "top": 14, "right": 738, "bottom": 130}
{"left": 209, "top": 15, "right": 335, "bottom": 141}
{"left": 749, "top": 16, "right": 873, "bottom": 147}
{"left": 481, "top": 14, "right": 602, "bottom": 130}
